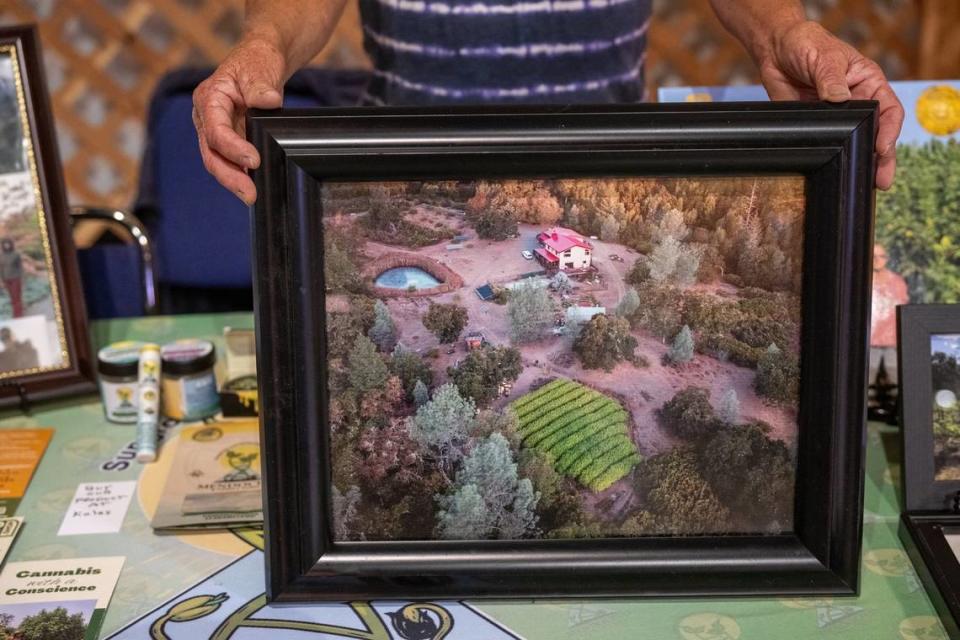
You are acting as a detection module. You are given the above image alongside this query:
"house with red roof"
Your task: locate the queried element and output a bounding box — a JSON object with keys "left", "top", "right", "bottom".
{"left": 534, "top": 227, "right": 593, "bottom": 272}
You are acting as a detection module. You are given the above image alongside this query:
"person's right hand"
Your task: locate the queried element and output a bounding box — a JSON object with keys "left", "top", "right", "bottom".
{"left": 192, "top": 38, "right": 286, "bottom": 205}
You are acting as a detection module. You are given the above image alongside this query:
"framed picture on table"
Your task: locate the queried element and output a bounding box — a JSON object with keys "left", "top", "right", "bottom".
{"left": 899, "top": 304, "right": 960, "bottom": 638}
{"left": 0, "top": 25, "right": 94, "bottom": 408}
{"left": 250, "top": 102, "right": 876, "bottom": 601}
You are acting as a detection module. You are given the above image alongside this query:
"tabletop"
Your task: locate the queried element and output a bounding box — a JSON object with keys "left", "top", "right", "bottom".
{"left": 0, "top": 313, "right": 946, "bottom": 640}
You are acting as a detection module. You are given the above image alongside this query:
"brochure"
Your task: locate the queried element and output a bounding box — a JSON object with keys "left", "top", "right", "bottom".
{"left": 0, "top": 555, "right": 124, "bottom": 640}
{"left": 0, "top": 428, "right": 53, "bottom": 516}
{"left": 151, "top": 421, "right": 263, "bottom": 530}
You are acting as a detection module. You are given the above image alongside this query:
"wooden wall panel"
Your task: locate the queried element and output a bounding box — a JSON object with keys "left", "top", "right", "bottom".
{"left": 0, "top": 0, "right": 366, "bottom": 209}
{"left": 0, "top": 0, "right": 956, "bottom": 209}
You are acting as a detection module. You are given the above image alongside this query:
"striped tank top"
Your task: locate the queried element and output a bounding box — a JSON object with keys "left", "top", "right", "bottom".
{"left": 357, "top": 0, "right": 652, "bottom": 105}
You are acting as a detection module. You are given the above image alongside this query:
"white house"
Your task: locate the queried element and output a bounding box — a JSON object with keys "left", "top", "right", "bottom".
{"left": 535, "top": 227, "right": 593, "bottom": 271}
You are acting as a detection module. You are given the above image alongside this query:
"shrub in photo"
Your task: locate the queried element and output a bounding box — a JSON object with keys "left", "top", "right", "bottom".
{"left": 658, "top": 386, "right": 717, "bottom": 439}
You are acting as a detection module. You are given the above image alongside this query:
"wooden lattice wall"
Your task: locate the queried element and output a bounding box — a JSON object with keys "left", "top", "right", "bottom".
{"left": 0, "top": 0, "right": 956, "bottom": 210}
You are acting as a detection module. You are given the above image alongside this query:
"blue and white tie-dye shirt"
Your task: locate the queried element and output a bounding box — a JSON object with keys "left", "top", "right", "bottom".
{"left": 358, "top": 0, "right": 652, "bottom": 105}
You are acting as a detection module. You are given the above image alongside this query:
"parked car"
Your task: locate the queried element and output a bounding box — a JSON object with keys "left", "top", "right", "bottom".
{"left": 609, "top": 254, "right": 624, "bottom": 262}
{"left": 521, "top": 250, "right": 534, "bottom": 260}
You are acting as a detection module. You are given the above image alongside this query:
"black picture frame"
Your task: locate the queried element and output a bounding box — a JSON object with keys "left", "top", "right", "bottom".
{"left": 0, "top": 25, "right": 95, "bottom": 408}
{"left": 898, "top": 304, "right": 960, "bottom": 511}
{"left": 898, "top": 304, "right": 960, "bottom": 638}
{"left": 249, "top": 102, "right": 876, "bottom": 602}
{"left": 900, "top": 515, "right": 960, "bottom": 640}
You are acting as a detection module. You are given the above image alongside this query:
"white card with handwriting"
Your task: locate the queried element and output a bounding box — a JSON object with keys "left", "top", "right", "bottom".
{"left": 57, "top": 481, "right": 136, "bottom": 536}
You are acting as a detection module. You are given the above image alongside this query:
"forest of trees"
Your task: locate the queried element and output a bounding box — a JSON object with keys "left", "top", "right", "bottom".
{"left": 323, "top": 176, "right": 805, "bottom": 294}
{"left": 636, "top": 384, "right": 795, "bottom": 534}
{"left": 876, "top": 141, "right": 960, "bottom": 303}
{"left": 322, "top": 175, "right": 804, "bottom": 540}
{"left": 327, "top": 291, "right": 549, "bottom": 540}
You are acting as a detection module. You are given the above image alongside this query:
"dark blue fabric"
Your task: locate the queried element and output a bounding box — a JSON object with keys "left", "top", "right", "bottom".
{"left": 131, "top": 68, "right": 367, "bottom": 312}
{"left": 76, "top": 244, "right": 143, "bottom": 319}
{"left": 358, "top": 0, "right": 652, "bottom": 105}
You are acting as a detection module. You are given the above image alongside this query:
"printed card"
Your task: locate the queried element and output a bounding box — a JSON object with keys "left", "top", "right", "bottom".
{"left": 0, "top": 556, "right": 125, "bottom": 640}
{"left": 0, "top": 516, "right": 22, "bottom": 567}
{"left": 0, "top": 428, "right": 53, "bottom": 516}
{"left": 58, "top": 481, "right": 136, "bottom": 536}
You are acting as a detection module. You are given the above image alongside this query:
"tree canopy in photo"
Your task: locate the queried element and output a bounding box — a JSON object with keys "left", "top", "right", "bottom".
{"left": 876, "top": 141, "right": 960, "bottom": 303}
{"left": 12, "top": 606, "right": 87, "bottom": 640}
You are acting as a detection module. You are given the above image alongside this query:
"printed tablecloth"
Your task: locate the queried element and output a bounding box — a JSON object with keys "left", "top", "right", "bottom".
{"left": 0, "top": 313, "right": 944, "bottom": 639}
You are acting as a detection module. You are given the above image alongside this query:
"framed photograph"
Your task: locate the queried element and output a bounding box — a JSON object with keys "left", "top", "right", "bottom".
{"left": 0, "top": 25, "right": 94, "bottom": 406}
{"left": 250, "top": 102, "right": 876, "bottom": 601}
{"left": 898, "top": 304, "right": 960, "bottom": 638}
{"left": 899, "top": 305, "right": 960, "bottom": 504}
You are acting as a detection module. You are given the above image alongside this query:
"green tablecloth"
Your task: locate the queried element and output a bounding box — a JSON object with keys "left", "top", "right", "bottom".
{"left": 0, "top": 313, "right": 947, "bottom": 639}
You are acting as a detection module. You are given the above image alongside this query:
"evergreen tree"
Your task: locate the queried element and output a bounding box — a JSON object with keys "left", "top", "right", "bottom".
{"left": 648, "top": 235, "right": 682, "bottom": 283}
{"left": 718, "top": 387, "right": 740, "bottom": 424}
{"left": 508, "top": 280, "right": 555, "bottom": 343}
{"left": 551, "top": 271, "right": 573, "bottom": 295}
{"left": 410, "top": 384, "right": 476, "bottom": 471}
{"left": 436, "top": 484, "right": 488, "bottom": 539}
{"left": 436, "top": 433, "right": 539, "bottom": 540}
{"left": 368, "top": 300, "right": 397, "bottom": 352}
{"left": 616, "top": 287, "right": 641, "bottom": 317}
{"left": 412, "top": 379, "right": 430, "bottom": 407}
{"left": 390, "top": 343, "right": 433, "bottom": 400}
{"left": 653, "top": 207, "right": 688, "bottom": 243}
{"left": 667, "top": 325, "right": 695, "bottom": 365}
{"left": 348, "top": 335, "right": 389, "bottom": 392}
{"left": 674, "top": 244, "right": 704, "bottom": 286}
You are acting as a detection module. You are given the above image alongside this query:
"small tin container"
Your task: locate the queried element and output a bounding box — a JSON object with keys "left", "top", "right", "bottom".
{"left": 161, "top": 339, "right": 220, "bottom": 421}
{"left": 97, "top": 341, "right": 145, "bottom": 424}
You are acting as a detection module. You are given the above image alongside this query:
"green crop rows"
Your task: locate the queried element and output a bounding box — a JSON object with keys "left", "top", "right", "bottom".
{"left": 511, "top": 379, "right": 641, "bottom": 492}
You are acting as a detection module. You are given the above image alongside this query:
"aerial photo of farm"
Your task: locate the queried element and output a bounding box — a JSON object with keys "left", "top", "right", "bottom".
{"left": 322, "top": 176, "right": 805, "bottom": 541}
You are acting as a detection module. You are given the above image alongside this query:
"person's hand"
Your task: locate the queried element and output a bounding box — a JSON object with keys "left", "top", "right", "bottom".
{"left": 758, "top": 20, "right": 904, "bottom": 190}
{"left": 192, "top": 37, "right": 286, "bottom": 205}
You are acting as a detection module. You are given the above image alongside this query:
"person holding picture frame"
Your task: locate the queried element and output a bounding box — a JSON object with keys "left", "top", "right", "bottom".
{"left": 192, "top": 0, "right": 903, "bottom": 204}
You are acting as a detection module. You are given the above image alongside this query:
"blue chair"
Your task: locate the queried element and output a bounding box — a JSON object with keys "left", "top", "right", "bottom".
{"left": 133, "top": 67, "right": 368, "bottom": 314}
{"left": 72, "top": 206, "right": 158, "bottom": 319}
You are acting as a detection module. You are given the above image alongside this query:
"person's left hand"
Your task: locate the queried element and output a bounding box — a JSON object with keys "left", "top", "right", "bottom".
{"left": 758, "top": 20, "right": 904, "bottom": 190}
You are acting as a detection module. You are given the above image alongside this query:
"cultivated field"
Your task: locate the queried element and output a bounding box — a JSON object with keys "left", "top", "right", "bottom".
{"left": 512, "top": 379, "right": 641, "bottom": 492}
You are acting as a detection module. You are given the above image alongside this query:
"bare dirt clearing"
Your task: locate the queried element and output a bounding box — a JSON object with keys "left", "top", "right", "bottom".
{"left": 355, "top": 213, "right": 799, "bottom": 528}
{"left": 361, "top": 218, "right": 798, "bottom": 458}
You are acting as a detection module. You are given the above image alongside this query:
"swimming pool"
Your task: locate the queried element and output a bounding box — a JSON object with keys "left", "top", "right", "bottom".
{"left": 375, "top": 267, "right": 442, "bottom": 290}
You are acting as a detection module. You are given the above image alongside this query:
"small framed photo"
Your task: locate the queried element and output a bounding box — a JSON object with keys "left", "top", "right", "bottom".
{"left": 899, "top": 304, "right": 960, "bottom": 638}
{"left": 0, "top": 25, "right": 95, "bottom": 406}
{"left": 251, "top": 102, "right": 876, "bottom": 601}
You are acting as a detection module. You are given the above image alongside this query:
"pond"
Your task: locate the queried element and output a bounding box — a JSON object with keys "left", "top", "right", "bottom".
{"left": 375, "top": 266, "right": 442, "bottom": 290}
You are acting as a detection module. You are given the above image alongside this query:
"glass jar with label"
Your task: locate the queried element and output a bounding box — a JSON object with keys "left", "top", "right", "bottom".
{"left": 97, "top": 341, "right": 145, "bottom": 423}
{"left": 161, "top": 339, "right": 220, "bottom": 421}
